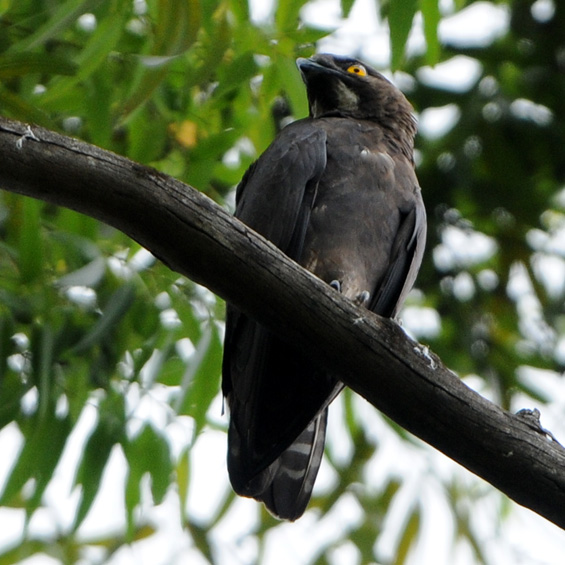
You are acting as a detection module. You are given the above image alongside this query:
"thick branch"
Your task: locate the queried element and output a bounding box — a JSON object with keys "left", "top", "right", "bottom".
{"left": 1, "top": 117, "right": 565, "bottom": 528}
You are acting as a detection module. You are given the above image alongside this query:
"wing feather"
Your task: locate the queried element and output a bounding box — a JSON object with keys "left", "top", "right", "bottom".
{"left": 370, "top": 189, "right": 426, "bottom": 317}
{"left": 222, "top": 120, "right": 337, "bottom": 518}
{"left": 235, "top": 120, "right": 327, "bottom": 256}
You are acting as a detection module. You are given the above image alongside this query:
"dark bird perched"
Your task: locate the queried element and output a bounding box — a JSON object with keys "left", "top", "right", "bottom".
{"left": 222, "top": 53, "right": 426, "bottom": 520}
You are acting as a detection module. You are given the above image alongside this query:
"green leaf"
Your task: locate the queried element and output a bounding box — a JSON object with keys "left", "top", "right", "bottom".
{"left": 136, "top": 335, "right": 176, "bottom": 387}
{"left": 277, "top": 54, "right": 309, "bottom": 119}
{"left": 70, "top": 283, "right": 136, "bottom": 354}
{"left": 275, "top": 0, "right": 309, "bottom": 32}
{"left": 124, "top": 424, "right": 172, "bottom": 538}
{"left": 84, "top": 71, "right": 115, "bottom": 149}
{"left": 52, "top": 208, "right": 100, "bottom": 240}
{"left": 186, "top": 519, "right": 215, "bottom": 563}
{"left": 153, "top": 0, "right": 201, "bottom": 55}
{"left": 229, "top": 0, "right": 249, "bottom": 21}
{"left": 0, "top": 87, "right": 53, "bottom": 126}
{"left": 176, "top": 449, "right": 190, "bottom": 518}
{"left": 420, "top": 0, "right": 440, "bottom": 65}
{"left": 126, "top": 105, "right": 169, "bottom": 163}
{"left": 341, "top": 0, "right": 356, "bottom": 17}
{"left": 396, "top": 504, "right": 421, "bottom": 564}
{"left": 157, "top": 355, "right": 186, "bottom": 386}
{"left": 0, "top": 313, "right": 14, "bottom": 385}
{"left": 0, "top": 412, "right": 71, "bottom": 513}
{"left": 0, "top": 53, "right": 77, "bottom": 79}
{"left": 8, "top": 0, "right": 102, "bottom": 52}
{"left": 169, "top": 287, "right": 202, "bottom": 343}
{"left": 119, "top": 0, "right": 201, "bottom": 118}
{"left": 34, "top": 325, "right": 55, "bottom": 422}
{"left": 72, "top": 391, "right": 125, "bottom": 530}
{"left": 213, "top": 51, "right": 258, "bottom": 100}
{"left": 388, "top": 0, "right": 417, "bottom": 70}
{"left": 18, "top": 198, "right": 43, "bottom": 284}
{"left": 185, "top": 129, "right": 241, "bottom": 190}
{"left": 39, "top": 2, "right": 130, "bottom": 107}
{"left": 0, "top": 376, "right": 25, "bottom": 433}
{"left": 173, "top": 323, "right": 222, "bottom": 435}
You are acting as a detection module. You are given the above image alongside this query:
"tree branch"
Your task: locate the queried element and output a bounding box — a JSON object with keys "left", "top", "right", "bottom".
{"left": 1, "top": 116, "right": 565, "bottom": 529}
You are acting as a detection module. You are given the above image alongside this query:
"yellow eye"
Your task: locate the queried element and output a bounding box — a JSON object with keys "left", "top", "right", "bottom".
{"left": 347, "top": 64, "right": 367, "bottom": 77}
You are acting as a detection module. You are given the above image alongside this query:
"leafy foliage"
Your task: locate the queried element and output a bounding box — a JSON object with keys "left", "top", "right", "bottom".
{"left": 410, "top": 0, "right": 565, "bottom": 404}
{"left": 0, "top": 0, "right": 564, "bottom": 564}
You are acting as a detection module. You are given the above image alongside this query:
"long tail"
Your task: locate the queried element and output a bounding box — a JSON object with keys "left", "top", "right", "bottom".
{"left": 229, "top": 410, "right": 328, "bottom": 521}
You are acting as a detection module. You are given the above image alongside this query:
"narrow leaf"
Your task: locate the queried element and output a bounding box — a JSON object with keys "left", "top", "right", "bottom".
{"left": 275, "top": 0, "right": 308, "bottom": 32}
{"left": 174, "top": 323, "right": 222, "bottom": 435}
{"left": 70, "top": 283, "right": 135, "bottom": 354}
{"left": 124, "top": 424, "right": 172, "bottom": 538}
{"left": 341, "top": 0, "right": 356, "bottom": 18}
{"left": 120, "top": 0, "right": 201, "bottom": 118}
{"left": 0, "top": 53, "right": 77, "bottom": 79}
{"left": 40, "top": 6, "right": 129, "bottom": 106}
{"left": 388, "top": 0, "right": 417, "bottom": 70}
{"left": 176, "top": 449, "right": 189, "bottom": 519}
{"left": 0, "top": 412, "right": 70, "bottom": 509}
{"left": 72, "top": 392, "right": 125, "bottom": 530}
{"left": 396, "top": 504, "right": 421, "bottom": 564}
{"left": 0, "top": 87, "right": 53, "bottom": 126}
{"left": 8, "top": 0, "right": 101, "bottom": 51}
{"left": 18, "top": 198, "right": 43, "bottom": 283}
{"left": 36, "top": 325, "right": 54, "bottom": 422}
{"left": 420, "top": 0, "right": 441, "bottom": 65}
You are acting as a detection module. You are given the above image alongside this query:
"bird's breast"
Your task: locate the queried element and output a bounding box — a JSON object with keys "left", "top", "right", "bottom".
{"left": 359, "top": 147, "right": 396, "bottom": 180}
{"left": 298, "top": 122, "right": 417, "bottom": 301}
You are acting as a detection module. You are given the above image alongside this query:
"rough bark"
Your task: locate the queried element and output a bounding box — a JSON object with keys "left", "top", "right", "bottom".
{"left": 1, "top": 116, "right": 565, "bottom": 529}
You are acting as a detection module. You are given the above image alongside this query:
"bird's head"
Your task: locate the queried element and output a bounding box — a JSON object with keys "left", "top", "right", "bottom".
{"left": 297, "top": 53, "right": 416, "bottom": 147}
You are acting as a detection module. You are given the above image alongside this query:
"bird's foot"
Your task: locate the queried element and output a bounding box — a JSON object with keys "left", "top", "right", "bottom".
{"left": 355, "top": 290, "right": 370, "bottom": 306}
{"left": 330, "top": 280, "right": 341, "bottom": 292}
{"left": 330, "top": 281, "right": 370, "bottom": 306}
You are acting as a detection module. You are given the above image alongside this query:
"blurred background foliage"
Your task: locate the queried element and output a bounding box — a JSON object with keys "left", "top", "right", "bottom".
{"left": 0, "top": 0, "right": 564, "bottom": 564}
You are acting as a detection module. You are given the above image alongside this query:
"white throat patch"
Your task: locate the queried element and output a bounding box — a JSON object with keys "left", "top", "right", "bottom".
{"left": 334, "top": 80, "right": 359, "bottom": 112}
{"left": 312, "top": 80, "right": 359, "bottom": 117}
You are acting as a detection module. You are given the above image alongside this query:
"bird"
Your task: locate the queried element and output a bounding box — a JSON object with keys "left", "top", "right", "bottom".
{"left": 221, "top": 53, "right": 426, "bottom": 520}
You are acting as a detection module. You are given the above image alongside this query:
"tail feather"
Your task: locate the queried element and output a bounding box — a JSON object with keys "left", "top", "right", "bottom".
{"left": 259, "top": 410, "right": 328, "bottom": 520}
{"left": 228, "top": 410, "right": 328, "bottom": 521}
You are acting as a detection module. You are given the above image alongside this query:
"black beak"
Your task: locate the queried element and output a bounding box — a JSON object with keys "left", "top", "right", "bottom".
{"left": 296, "top": 56, "right": 341, "bottom": 83}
